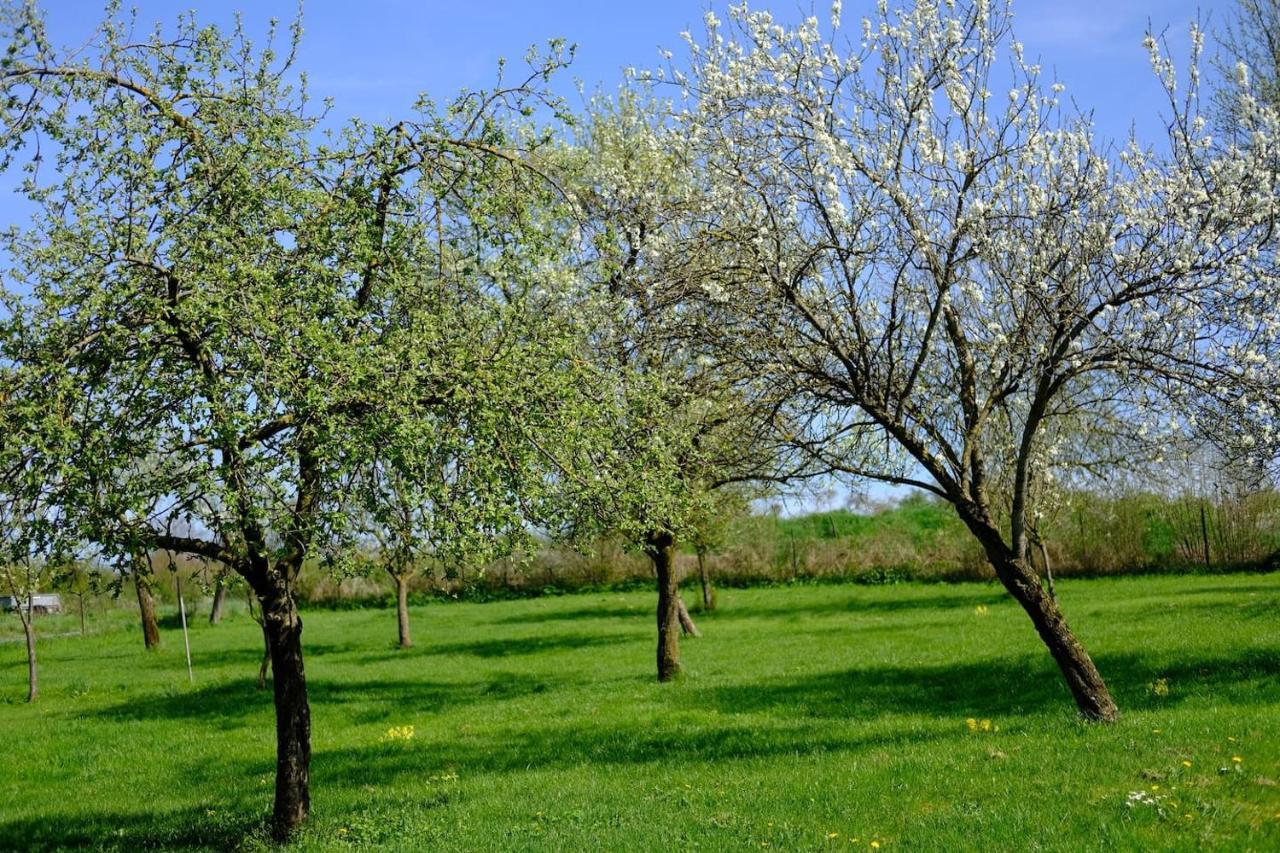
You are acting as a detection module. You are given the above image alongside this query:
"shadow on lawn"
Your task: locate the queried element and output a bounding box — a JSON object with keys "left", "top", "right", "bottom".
{"left": 91, "top": 670, "right": 563, "bottom": 723}
{"left": 695, "top": 648, "right": 1280, "bottom": 720}
{"left": 492, "top": 589, "right": 1011, "bottom": 627}
{"left": 21, "top": 642, "right": 1279, "bottom": 850}
{"left": 0, "top": 808, "right": 263, "bottom": 852}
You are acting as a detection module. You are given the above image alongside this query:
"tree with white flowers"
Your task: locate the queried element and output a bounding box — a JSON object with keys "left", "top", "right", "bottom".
{"left": 536, "top": 96, "right": 805, "bottom": 680}
{"left": 664, "top": 0, "right": 1280, "bottom": 719}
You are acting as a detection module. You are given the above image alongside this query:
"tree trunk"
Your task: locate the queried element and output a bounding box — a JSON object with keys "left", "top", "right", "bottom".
{"left": 697, "top": 548, "right": 715, "bottom": 611}
{"left": 676, "top": 596, "right": 702, "bottom": 637}
{"left": 991, "top": 550, "right": 1116, "bottom": 721}
{"left": 209, "top": 576, "right": 228, "bottom": 625}
{"left": 259, "top": 586, "right": 311, "bottom": 840}
{"left": 392, "top": 571, "right": 413, "bottom": 649}
{"left": 77, "top": 592, "right": 86, "bottom": 636}
{"left": 647, "top": 531, "right": 682, "bottom": 682}
{"left": 133, "top": 571, "right": 161, "bottom": 650}
{"left": 21, "top": 600, "right": 37, "bottom": 703}
{"left": 960, "top": 502, "right": 1116, "bottom": 721}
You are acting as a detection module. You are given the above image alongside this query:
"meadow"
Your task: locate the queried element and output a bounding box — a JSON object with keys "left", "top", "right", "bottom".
{"left": 1, "top": 573, "right": 1277, "bottom": 851}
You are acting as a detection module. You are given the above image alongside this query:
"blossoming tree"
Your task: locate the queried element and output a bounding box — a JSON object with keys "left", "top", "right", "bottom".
{"left": 666, "top": 0, "right": 1279, "bottom": 719}
{"left": 537, "top": 97, "right": 805, "bottom": 680}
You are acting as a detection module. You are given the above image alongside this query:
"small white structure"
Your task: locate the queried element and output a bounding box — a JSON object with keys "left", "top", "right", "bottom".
{"left": 0, "top": 593, "right": 62, "bottom": 614}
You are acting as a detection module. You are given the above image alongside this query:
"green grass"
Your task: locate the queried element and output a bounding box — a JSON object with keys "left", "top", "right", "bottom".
{"left": 2, "top": 573, "right": 1278, "bottom": 851}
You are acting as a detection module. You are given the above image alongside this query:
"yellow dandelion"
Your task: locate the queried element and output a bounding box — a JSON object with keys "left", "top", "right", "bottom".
{"left": 966, "top": 718, "right": 978, "bottom": 732}
{"left": 1231, "top": 756, "right": 1242, "bottom": 763}
{"left": 870, "top": 842, "right": 881, "bottom": 850}
{"left": 827, "top": 832, "right": 840, "bottom": 839}
{"left": 974, "top": 605, "right": 989, "bottom": 616}
{"left": 1227, "top": 736, "right": 1237, "bottom": 742}
{"left": 980, "top": 719, "right": 992, "bottom": 732}
{"left": 1152, "top": 728, "right": 1162, "bottom": 734}
{"left": 1151, "top": 784, "right": 1160, "bottom": 791}
{"left": 1182, "top": 760, "right": 1192, "bottom": 767}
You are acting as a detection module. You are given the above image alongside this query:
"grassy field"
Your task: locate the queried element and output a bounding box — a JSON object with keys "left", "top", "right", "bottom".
{"left": 2, "top": 573, "right": 1278, "bottom": 851}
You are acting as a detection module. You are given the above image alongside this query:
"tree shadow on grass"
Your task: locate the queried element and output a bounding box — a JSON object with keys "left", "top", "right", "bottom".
{"left": 426, "top": 630, "right": 635, "bottom": 658}
{"left": 692, "top": 648, "right": 1280, "bottom": 720}
{"left": 488, "top": 603, "right": 651, "bottom": 625}
{"left": 91, "top": 670, "right": 563, "bottom": 724}
{"left": 300, "top": 627, "right": 640, "bottom": 660}
{"left": 491, "top": 590, "right": 1011, "bottom": 627}
{"left": 0, "top": 807, "right": 263, "bottom": 852}
{"left": 27, "top": 642, "right": 1278, "bottom": 850}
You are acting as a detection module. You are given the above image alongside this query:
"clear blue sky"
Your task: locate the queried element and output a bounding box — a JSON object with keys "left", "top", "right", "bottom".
{"left": 27, "top": 0, "right": 1230, "bottom": 139}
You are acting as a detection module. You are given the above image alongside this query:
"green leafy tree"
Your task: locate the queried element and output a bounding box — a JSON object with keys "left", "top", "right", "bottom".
{"left": 0, "top": 5, "right": 572, "bottom": 835}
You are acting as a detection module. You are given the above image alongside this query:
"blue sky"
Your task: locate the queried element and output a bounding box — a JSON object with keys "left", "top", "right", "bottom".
{"left": 27, "top": 0, "right": 1231, "bottom": 140}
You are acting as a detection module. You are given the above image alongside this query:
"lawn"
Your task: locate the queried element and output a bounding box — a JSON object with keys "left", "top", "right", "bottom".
{"left": 1, "top": 573, "right": 1278, "bottom": 851}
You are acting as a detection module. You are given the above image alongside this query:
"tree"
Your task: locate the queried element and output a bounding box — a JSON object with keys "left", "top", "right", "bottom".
{"left": 0, "top": 6, "right": 572, "bottom": 836}
{"left": 666, "top": 1, "right": 1279, "bottom": 719}
{"left": 1206, "top": 1, "right": 1280, "bottom": 481}
{"left": 687, "top": 487, "right": 752, "bottom": 611}
{"left": 0, "top": 362, "right": 72, "bottom": 703}
{"left": 537, "top": 96, "right": 805, "bottom": 680}
{"left": 1214, "top": 1, "right": 1280, "bottom": 133}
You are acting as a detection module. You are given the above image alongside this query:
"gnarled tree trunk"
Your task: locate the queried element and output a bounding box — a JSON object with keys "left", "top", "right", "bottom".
{"left": 646, "top": 531, "right": 682, "bottom": 681}
{"left": 257, "top": 583, "right": 311, "bottom": 840}
{"left": 133, "top": 571, "right": 161, "bottom": 650}
{"left": 963, "top": 508, "right": 1116, "bottom": 721}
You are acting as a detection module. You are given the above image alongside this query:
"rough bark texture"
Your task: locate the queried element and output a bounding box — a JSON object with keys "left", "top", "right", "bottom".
{"left": 259, "top": 586, "right": 311, "bottom": 839}
{"left": 647, "top": 531, "right": 682, "bottom": 682}
{"left": 394, "top": 572, "right": 413, "bottom": 649}
{"left": 208, "top": 576, "right": 228, "bottom": 625}
{"left": 697, "top": 548, "right": 715, "bottom": 611}
{"left": 957, "top": 504, "right": 1117, "bottom": 721}
{"left": 676, "top": 596, "right": 702, "bottom": 637}
{"left": 21, "top": 603, "right": 37, "bottom": 703}
{"left": 1000, "top": 556, "right": 1115, "bottom": 720}
{"left": 134, "top": 572, "right": 161, "bottom": 650}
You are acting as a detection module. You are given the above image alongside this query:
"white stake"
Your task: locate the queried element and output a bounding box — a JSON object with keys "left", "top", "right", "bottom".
{"left": 175, "top": 570, "right": 194, "bottom": 684}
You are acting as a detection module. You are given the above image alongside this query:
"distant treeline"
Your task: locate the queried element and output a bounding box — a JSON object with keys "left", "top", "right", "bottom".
{"left": 32, "top": 489, "right": 1280, "bottom": 615}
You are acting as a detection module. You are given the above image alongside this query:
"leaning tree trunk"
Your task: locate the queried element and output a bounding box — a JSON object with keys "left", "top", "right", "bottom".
{"left": 133, "top": 571, "right": 161, "bottom": 650}
{"left": 989, "top": 545, "right": 1116, "bottom": 721}
{"left": 208, "top": 575, "right": 228, "bottom": 625}
{"left": 646, "top": 531, "right": 682, "bottom": 681}
{"left": 960, "top": 506, "right": 1117, "bottom": 721}
{"left": 696, "top": 548, "right": 715, "bottom": 611}
{"left": 676, "top": 596, "right": 702, "bottom": 637}
{"left": 20, "top": 599, "right": 37, "bottom": 703}
{"left": 257, "top": 583, "right": 311, "bottom": 839}
{"left": 392, "top": 571, "right": 413, "bottom": 649}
